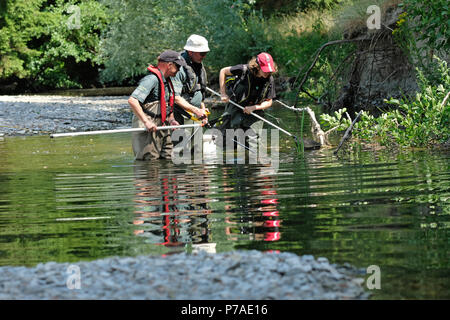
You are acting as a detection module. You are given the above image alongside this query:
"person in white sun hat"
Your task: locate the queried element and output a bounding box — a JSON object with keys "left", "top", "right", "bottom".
{"left": 217, "top": 52, "right": 278, "bottom": 152}
{"left": 171, "top": 34, "right": 210, "bottom": 151}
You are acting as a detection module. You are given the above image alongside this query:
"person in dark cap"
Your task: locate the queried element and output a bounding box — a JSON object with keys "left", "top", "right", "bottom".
{"left": 128, "top": 50, "right": 186, "bottom": 160}
{"left": 218, "top": 52, "right": 277, "bottom": 152}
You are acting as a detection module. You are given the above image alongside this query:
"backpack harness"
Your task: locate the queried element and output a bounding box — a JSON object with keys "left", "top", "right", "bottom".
{"left": 180, "top": 51, "right": 208, "bottom": 98}
{"left": 226, "top": 64, "right": 271, "bottom": 106}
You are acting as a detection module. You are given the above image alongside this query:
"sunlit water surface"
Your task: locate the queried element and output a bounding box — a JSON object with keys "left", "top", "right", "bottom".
{"left": 0, "top": 128, "right": 448, "bottom": 299}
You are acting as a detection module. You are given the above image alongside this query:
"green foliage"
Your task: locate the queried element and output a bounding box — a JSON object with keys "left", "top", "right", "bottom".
{"left": 320, "top": 58, "right": 450, "bottom": 148}
{"left": 100, "top": 0, "right": 255, "bottom": 83}
{"left": 0, "top": 0, "right": 108, "bottom": 89}
{"left": 400, "top": 0, "right": 449, "bottom": 52}
{"left": 252, "top": 0, "right": 341, "bottom": 16}
{"left": 99, "top": 0, "right": 347, "bottom": 85}
{"left": 0, "top": 0, "right": 47, "bottom": 79}
{"left": 393, "top": 1, "right": 449, "bottom": 82}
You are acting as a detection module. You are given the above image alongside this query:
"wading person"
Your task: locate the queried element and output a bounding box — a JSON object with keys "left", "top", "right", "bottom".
{"left": 218, "top": 52, "right": 277, "bottom": 152}
{"left": 128, "top": 50, "right": 186, "bottom": 160}
{"left": 171, "top": 35, "right": 210, "bottom": 151}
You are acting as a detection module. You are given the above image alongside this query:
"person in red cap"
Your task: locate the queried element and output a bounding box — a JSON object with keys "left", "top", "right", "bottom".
{"left": 218, "top": 52, "right": 277, "bottom": 152}
{"left": 128, "top": 50, "right": 186, "bottom": 160}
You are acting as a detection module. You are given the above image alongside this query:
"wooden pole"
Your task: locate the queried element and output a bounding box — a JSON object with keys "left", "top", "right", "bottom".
{"left": 206, "top": 87, "right": 296, "bottom": 139}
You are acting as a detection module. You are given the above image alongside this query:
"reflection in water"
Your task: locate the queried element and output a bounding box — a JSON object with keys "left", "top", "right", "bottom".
{"left": 131, "top": 162, "right": 283, "bottom": 253}
{"left": 0, "top": 133, "right": 449, "bottom": 299}
{"left": 132, "top": 162, "right": 214, "bottom": 254}
{"left": 222, "top": 166, "right": 282, "bottom": 243}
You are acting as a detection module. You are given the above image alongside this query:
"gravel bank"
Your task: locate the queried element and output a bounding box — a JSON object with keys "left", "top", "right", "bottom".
{"left": 0, "top": 250, "right": 369, "bottom": 300}
{"left": 0, "top": 95, "right": 131, "bottom": 136}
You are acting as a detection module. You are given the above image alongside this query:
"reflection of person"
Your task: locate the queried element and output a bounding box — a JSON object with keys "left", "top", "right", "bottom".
{"left": 128, "top": 50, "right": 186, "bottom": 160}
{"left": 218, "top": 52, "right": 277, "bottom": 150}
{"left": 222, "top": 166, "right": 281, "bottom": 242}
{"left": 132, "top": 162, "right": 214, "bottom": 252}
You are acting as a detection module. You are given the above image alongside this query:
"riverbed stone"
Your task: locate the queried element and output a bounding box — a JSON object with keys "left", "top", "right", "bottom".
{"left": 0, "top": 95, "right": 132, "bottom": 136}
{"left": 0, "top": 250, "right": 370, "bottom": 300}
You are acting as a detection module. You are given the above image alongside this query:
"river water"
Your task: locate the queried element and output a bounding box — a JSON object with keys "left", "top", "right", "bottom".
{"left": 0, "top": 117, "right": 449, "bottom": 299}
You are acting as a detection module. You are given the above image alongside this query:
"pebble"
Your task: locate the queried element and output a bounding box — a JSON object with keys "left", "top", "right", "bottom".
{"left": 0, "top": 250, "right": 370, "bottom": 300}
{"left": 0, "top": 95, "right": 132, "bottom": 136}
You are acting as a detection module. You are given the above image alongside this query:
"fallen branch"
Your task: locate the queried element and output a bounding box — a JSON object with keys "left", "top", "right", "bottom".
{"left": 275, "top": 100, "right": 328, "bottom": 146}
{"left": 293, "top": 37, "right": 370, "bottom": 108}
{"left": 442, "top": 91, "right": 450, "bottom": 107}
{"left": 333, "top": 110, "right": 363, "bottom": 155}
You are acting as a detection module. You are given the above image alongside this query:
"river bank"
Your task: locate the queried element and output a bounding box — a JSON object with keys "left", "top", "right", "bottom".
{"left": 0, "top": 250, "right": 369, "bottom": 300}
{"left": 0, "top": 95, "right": 132, "bottom": 137}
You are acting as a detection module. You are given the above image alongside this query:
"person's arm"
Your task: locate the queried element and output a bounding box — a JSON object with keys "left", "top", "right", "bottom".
{"left": 167, "top": 112, "right": 179, "bottom": 127}
{"left": 219, "top": 66, "right": 232, "bottom": 102}
{"left": 129, "top": 76, "right": 162, "bottom": 132}
{"left": 128, "top": 96, "right": 157, "bottom": 132}
{"left": 243, "top": 77, "right": 275, "bottom": 114}
{"left": 174, "top": 95, "right": 207, "bottom": 119}
{"left": 172, "top": 68, "right": 208, "bottom": 119}
{"left": 243, "top": 99, "right": 273, "bottom": 114}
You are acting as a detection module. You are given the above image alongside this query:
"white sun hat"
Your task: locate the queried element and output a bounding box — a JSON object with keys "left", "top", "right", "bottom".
{"left": 184, "top": 34, "right": 210, "bottom": 52}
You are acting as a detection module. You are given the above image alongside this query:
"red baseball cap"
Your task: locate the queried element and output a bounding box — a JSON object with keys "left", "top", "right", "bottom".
{"left": 257, "top": 52, "right": 275, "bottom": 73}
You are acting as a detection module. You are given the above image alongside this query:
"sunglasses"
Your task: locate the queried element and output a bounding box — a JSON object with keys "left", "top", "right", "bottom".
{"left": 169, "top": 62, "right": 180, "bottom": 70}
{"left": 198, "top": 52, "right": 208, "bottom": 57}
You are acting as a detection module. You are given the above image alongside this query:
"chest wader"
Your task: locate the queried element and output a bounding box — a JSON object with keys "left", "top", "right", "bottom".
{"left": 132, "top": 101, "right": 174, "bottom": 160}
{"left": 132, "top": 67, "right": 175, "bottom": 160}
{"left": 173, "top": 55, "right": 208, "bottom": 125}
{"left": 173, "top": 54, "right": 208, "bottom": 154}
{"left": 218, "top": 68, "right": 271, "bottom": 154}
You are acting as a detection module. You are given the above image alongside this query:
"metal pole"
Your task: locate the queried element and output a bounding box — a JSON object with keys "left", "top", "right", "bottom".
{"left": 206, "top": 87, "right": 296, "bottom": 138}
{"left": 50, "top": 123, "right": 202, "bottom": 138}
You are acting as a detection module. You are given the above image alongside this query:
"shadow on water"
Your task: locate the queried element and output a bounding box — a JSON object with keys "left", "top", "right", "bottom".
{"left": 0, "top": 129, "right": 449, "bottom": 299}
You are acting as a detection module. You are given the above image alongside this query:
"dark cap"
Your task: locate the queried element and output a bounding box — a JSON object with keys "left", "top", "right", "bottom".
{"left": 159, "top": 50, "right": 186, "bottom": 67}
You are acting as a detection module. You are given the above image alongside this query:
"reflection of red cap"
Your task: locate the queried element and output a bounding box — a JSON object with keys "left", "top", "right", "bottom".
{"left": 262, "top": 199, "right": 278, "bottom": 205}
{"left": 257, "top": 52, "right": 275, "bottom": 73}
{"left": 264, "top": 220, "right": 281, "bottom": 228}
{"left": 263, "top": 211, "right": 279, "bottom": 217}
{"left": 264, "top": 232, "right": 281, "bottom": 241}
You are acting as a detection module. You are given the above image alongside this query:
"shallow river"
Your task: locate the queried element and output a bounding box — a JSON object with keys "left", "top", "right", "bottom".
{"left": 0, "top": 122, "right": 449, "bottom": 299}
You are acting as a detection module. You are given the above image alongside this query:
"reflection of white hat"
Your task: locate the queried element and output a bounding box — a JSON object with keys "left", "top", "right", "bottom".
{"left": 184, "top": 34, "right": 210, "bottom": 52}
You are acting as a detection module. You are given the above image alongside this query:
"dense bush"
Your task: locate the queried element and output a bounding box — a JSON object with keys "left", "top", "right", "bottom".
{"left": 0, "top": 0, "right": 107, "bottom": 90}
{"left": 252, "top": 0, "right": 341, "bottom": 16}
{"left": 400, "top": 0, "right": 449, "bottom": 52}
{"left": 320, "top": 58, "right": 450, "bottom": 148}
{"left": 99, "top": 0, "right": 346, "bottom": 88}
{"left": 99, "top": 0, "right": 263, "bottom": 84}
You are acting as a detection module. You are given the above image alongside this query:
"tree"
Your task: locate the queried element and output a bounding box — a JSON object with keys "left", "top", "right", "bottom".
{"left": 99, "top": 0, "right": 258, "bottom": 84}
{"left": 0, "top": 0, "right": 108, "bottom": 90}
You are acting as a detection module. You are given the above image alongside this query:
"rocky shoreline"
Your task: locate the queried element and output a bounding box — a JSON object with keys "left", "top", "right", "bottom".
{"left": 0, "top": 250, "right": 369, "bottom": 300}
{"left": 0, "top": 95, "right": 132, "bottom": 137}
